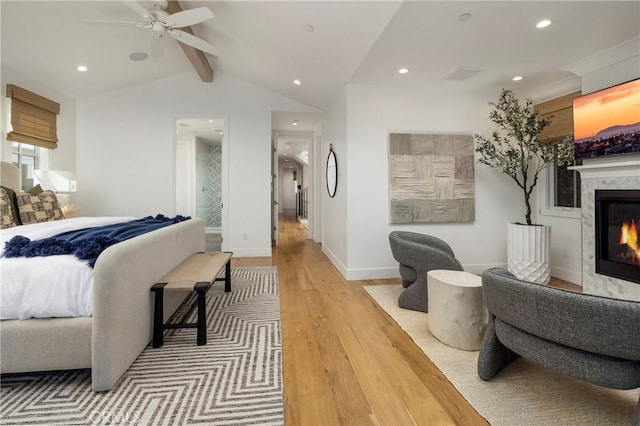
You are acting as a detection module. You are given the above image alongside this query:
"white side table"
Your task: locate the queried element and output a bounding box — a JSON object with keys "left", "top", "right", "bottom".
{"left": 427, "top": 270, "right": 488, "bottom": 351}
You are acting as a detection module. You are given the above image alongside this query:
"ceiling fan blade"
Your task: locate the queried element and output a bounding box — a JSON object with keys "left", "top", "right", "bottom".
{"left": 169, "top": 30, "right": 218, "bottom": 57}
{"left": 166, "top": 7, "right": 214, "bottom": 28}
{"left": 122, "top": 1, "right": 152, "bottom": 20}
{"left": 149, "top": 33, "right": 165, "bottom": 58}
{"left": 81, "top": 19, "right": 142, "bottom": 26}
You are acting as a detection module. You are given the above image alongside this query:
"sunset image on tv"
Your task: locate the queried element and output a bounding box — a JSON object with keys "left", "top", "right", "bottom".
{"left": 573, "top": 79, "right": 640, "bottom": 160}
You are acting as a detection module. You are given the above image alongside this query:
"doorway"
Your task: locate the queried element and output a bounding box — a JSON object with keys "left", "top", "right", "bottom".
{"left": 174, "top": 117, "right": 228, "bottom": 252}
{"left": 271, "top": 110, "right": 323, "bottom": 245}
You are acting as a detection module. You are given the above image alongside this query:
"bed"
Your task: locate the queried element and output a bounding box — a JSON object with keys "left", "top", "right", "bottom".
{"left": 0, "top": 162, "right": 205, "bottom": 391}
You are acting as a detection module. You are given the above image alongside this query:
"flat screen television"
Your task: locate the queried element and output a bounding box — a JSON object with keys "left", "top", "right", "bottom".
{"left": 572, "top": 78, "right": 640, "bottom": 160}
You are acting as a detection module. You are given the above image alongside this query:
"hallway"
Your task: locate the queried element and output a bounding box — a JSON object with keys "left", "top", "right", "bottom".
{"left": 232, "top": 216, "right": 485, "bottom": 425}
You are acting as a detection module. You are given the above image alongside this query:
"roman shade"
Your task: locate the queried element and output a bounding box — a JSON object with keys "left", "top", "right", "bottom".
{"left": 535, "top": 91, "right": 581, "bottom": 142}
{"left": 5, "top": 84, "right": 60, "bottom": 149}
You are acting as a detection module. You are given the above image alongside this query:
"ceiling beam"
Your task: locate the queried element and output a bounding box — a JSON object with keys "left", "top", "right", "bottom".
{"left": 166, "top": 0, "right": 213, "bottom": 82}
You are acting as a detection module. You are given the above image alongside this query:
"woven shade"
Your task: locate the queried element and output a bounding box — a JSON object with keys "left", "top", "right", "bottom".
{"left": 535, "top": 91, "right": 581, "bottom": 142}
{"left": 6, "top": 84, "right": 60, "bottom": 149}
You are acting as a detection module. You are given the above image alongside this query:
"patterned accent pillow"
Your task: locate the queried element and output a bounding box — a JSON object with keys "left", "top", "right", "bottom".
{"left": 16, "top": 190, "right": 65, "bottom": 225}
{"left": 0, "top": 186, "right": 22, "bottom": 227}
{"left": 1, "top": 187, "right": 18, "bottom": 229}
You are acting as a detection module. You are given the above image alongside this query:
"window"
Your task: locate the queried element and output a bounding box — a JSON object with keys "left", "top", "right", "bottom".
{"left": 553, "top": 147, "right": 581, "bottom": 208}
{"left": 535, "top": 91, "right": 582, "bottom": 213}
{"left": 11, "top": 142, "right": 39, "bottom": 190}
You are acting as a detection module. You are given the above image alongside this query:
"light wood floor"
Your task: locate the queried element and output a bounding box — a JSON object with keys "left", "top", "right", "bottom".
{"left": 232, "top": 213, "right": 488, "bottom": 425}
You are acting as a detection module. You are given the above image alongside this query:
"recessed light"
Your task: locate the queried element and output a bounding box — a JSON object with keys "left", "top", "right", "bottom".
{"left": 457, "top": 13, "right": 471, "bottom": 21}
{"left": 77, "top": 65, "right": 88, "bottom": 72}
{"left": 512, "top": 76, "right": 523, "bottom": 81}
{"left": 304, "top": 24, "right": 314, "bottom": 32}
{"left": 293, "top": 79, "right": 301, "bottom": 85}
{"left": 284, "top": 153, "right": 288, "bottom": 156}
{"left": 398, "top": 68, "right": 409, "bottom": 74}
{"left": 208, "top": 119, "right": 213, "bottom": 123}
{"left": 286, "top": 145, "right": 291, "bottom": 149}
{"left": 536, "top": 19, "right": 552, "bottom": 29}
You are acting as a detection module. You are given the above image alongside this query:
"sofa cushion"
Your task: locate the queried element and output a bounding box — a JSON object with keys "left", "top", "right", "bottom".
{"left": 482, "top": 268, "right": 640, "bottom": 361}
{"left": 494, "top": 317, "right": 640, "bottom": 390}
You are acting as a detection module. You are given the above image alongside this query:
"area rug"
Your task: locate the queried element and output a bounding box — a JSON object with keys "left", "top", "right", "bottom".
{"left": 0, "top": 267, "right": 283, "bottom": 426}
{"left": 364, "top": 284, "right": 638, "bottom": 426}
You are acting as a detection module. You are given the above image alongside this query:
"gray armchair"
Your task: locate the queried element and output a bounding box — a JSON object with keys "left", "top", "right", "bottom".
{"left": 388, "top": 231, "right": 463, "bottom": 312}
{"left": 478, "top": 268, "right": 640, "bottom": 424}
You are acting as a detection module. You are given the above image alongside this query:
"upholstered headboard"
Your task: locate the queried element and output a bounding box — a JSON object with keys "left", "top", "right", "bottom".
{"left": 1, "top": 162, "right": 20, "bottom": 191}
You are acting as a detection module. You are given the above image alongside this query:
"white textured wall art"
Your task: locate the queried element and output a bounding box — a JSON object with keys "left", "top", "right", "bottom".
{"left": 389, "top": 133, "right": 475, "bottom": 223}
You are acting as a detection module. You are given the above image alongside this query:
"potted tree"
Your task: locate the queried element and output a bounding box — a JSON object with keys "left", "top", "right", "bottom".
{"left": 475, "top": 89, "right": 574, "bottom": 284}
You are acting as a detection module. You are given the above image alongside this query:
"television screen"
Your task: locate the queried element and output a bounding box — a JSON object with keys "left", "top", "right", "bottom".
{"left": 573, "top": 78, "right": 640, "bottom": 160}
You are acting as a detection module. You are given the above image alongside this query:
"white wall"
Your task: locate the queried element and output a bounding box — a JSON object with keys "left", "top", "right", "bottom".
{"left": 1, "top": 66, "right": 76, "bottom": 172}
{"left": 76, "top": 70, "right": 319, "bottom": 257}
{"left": 323, "top": 85, "right": 524, "bottom": 280}
{"left": 342, "top": 83, "right": 524, "bottom": 280}
{"left": 322, "top": 88, "right": 348, "bottom": 274}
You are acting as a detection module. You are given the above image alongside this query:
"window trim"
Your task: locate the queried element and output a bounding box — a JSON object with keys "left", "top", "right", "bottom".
{"left": 538, "top": 163, "right": 581, "bottom": 219}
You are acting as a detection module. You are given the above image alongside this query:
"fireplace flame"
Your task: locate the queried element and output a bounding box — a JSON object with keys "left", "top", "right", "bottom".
{"left": 619, "top": 220, "right": 639, "bottom": 264}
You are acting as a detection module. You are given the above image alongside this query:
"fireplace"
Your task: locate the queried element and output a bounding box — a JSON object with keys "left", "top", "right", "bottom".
{"left": 595, "top": 189, "right": 640, "bottom": 284}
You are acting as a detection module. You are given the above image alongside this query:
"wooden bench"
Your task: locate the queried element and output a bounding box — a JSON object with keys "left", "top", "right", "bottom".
{"left": 151, "top": 252, "right": 232, "bottom": 348}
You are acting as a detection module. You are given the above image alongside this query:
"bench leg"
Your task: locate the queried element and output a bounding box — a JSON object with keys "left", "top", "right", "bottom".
{"left": 195, "top": 282, "right": 208, "bottom": 346}
{"left": 151, "top": 284, "right": 166, "bottom": 348}
{"left": 225, "top": 259, "right": 231, "bottom": 292}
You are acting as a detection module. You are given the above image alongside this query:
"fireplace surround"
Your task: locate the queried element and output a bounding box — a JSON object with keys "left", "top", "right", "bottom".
{"left": 595, "top": 189, "right": 640, "bottom": 284}
{"left": 573, "top": 158, "right": 640, "bottom": 302}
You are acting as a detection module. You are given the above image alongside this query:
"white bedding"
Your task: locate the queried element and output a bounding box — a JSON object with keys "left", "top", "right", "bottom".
{"left": 0, "top": 217, "right": 136, "bottom": 320}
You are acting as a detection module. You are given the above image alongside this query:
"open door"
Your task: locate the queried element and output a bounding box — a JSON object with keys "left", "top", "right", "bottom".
{"left": 174, "top": 117, "right": 227, "bottom": 252}
{"left": 271, "top": 138, "right": 279, "bottom": 247}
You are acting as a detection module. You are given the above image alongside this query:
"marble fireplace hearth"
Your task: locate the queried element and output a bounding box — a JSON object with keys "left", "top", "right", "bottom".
{"left": 573, "top": 158, "right": 640, "bottom": 302}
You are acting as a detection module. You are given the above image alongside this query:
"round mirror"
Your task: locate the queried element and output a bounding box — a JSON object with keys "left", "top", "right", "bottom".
{"left": 326, "top": 147, "right": 337, "bottom": 198}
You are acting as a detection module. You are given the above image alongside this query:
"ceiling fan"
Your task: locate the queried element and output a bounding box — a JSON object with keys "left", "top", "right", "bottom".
{"left": 84, "top": 0, "right": 218, "bottom": 58}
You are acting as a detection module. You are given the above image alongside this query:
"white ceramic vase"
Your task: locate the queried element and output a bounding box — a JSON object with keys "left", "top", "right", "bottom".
{"left": 507, "top": 223, "right": 551, "bottom": 284}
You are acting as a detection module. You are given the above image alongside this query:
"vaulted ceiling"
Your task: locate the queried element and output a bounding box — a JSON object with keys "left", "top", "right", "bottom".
{"left": 2, "top": 1, "right": 639, "bottom": 123}
{"left": 0, "top": 0, "right": 640, "bottom": 159}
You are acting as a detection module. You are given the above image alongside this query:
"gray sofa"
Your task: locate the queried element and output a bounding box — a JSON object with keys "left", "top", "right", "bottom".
{"left": 478, "top": 268, "right": 640, "bottom": 424}
{"left": 388, "top": 231, "right": 463, "bottom": 312}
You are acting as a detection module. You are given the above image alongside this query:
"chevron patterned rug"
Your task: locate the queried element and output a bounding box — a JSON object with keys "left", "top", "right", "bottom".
{"left": 0, "top": 266, "right": 283, "bottom": 426}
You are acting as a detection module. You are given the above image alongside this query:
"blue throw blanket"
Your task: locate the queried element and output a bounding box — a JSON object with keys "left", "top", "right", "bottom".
{"left": 4, "top": 214, "right": 190, "bottom": 267}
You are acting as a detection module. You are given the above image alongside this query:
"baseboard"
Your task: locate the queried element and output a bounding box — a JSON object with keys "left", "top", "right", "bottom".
{"left": 228, "top": 248, "right": 272, "bottom": 257}
{"left": 345, "top": 264, "right": 505, "bottom": 281}
{"left": 345, "top": 267, "right": 400, "bottom": 281}
{"left": 321, "top": 245, "right": 347, "bottom": 278}
{"left": 550, "top": 266, "right": 582, "bottom": 286}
